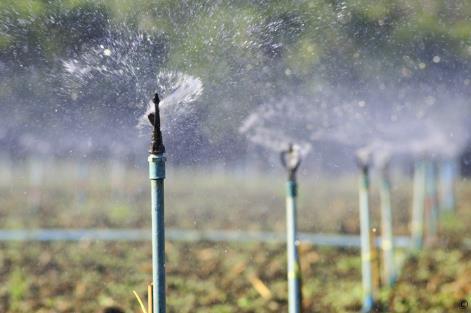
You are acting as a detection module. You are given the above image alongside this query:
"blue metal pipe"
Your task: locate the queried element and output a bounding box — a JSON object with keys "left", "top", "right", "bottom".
{"left": 286, "top": 180, "right": 302, "bottom": 313}
{"left": 411, "top": 160, "right": 426, "bottom": 250}
{"left": 0, "top": 229, "right": 414, "bottom": 248}
{"left": 439, "top": 159, "right": 456, "bottom": 213}
{"left": 149, "top": 154, "right": 166, "bottom": 313}
{"left": 280, "top": 144, "right": 303, "bottom": 313}
{"left": 425, "top": 160, "right": 438, "bottom": 241}
{"left": 379, "top": 166, "right": 396, "bottom": 287}
{"left": 147, "top": 93, "right": 167, "bottom": 313}
{"left": 358, "top": 166, "right": 374, "bottom": 313}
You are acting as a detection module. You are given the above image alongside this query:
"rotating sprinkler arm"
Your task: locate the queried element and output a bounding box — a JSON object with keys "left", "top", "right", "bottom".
{"left": 281, "top": 143, "right": 302, "bottom": 181}
{"left": 148, "top": 93, "right": 165, "bottom": 155}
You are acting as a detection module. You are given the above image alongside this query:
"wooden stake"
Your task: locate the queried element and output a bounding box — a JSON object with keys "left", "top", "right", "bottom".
{"left": 148, "top": 283, "right": 153, "bottom": 313}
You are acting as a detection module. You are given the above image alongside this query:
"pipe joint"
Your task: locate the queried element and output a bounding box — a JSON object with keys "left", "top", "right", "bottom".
{"left": 287, "top": 181, "right": 297, "bottom": 197}
{"left": 148, "top": 154, "right": 166, "bottom": 180}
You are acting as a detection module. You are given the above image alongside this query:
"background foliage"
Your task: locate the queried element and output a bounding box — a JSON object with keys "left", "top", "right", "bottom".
{"left": 0, "top": 0, "right": 470, "bottom": 163}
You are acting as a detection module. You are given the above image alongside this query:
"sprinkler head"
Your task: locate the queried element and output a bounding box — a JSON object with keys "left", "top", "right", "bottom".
{"left": 281, "top": 143, "right": 302, "bottom": 181}
{"left": 375, "top": 151, "right": 391, "bottom": 177}
{"left": 355, "top": 149, "right": 372, "bottom": 174}
{"left": 148, "top": 93, "right": 165, "bottom": 154}
{"left": 147, "top": 93, "right": 160, "bottom": 127}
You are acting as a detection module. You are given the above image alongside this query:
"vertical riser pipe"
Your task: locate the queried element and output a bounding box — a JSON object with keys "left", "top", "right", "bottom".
{"left": 359, "top": 168, "right": 374, "bottom": 312}
{"left": 380, "top": 172, "right": 396, "bottom": 287}
{"left": 439, "top": 160, "right": 456, "bottom": 213}
{"left": 369, "top": 229, "right": 380, "bottom": 297}
{"left": 411, "top": 161, "right": 426, "bottom": 250}
{"left": 149, "top": 154, "right": 166, "bottom": 313}
{"left": 425, "top": 161, "right": 438, "bottom": 241}
{"left": 286, "top": 180, "right": 302, "bottom": 313}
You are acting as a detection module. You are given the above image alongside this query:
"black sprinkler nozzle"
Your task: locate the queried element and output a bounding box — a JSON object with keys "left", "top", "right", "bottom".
{"left": 378, "top": 156, "right": 391, "bottom": 181}
{"left": 281, "top": 143, "right": 302, "bottom": 181}
{"left": 355, "top": 150, "right": 372, "bottom": 174}
{"left": 148, "top": 93, "right": 165, "bottom": 154}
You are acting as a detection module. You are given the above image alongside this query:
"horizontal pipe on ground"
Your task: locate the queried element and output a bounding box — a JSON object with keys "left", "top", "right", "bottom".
{"left": 0, "top": 228, "right": 415, "bottom": 248}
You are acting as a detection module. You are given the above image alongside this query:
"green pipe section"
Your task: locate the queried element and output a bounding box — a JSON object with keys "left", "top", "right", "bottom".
{"left": 379, "top": 166, "right": 396, "bottom": 287}
{"left": 359, "top": 166, "right": 374, "bottom": 312}
{"left": 411, "top": 160, "right": 426, "bottom": 250}
{"left": 286, "top": 180, "right": 302, "bottom": 313}
{"left": 149, "top": 154, "right": 166, "bottom": 313}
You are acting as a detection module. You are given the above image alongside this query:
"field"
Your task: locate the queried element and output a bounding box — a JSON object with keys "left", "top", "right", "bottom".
{"left": 0, "top": 161, "right": 470, "bottom": 312}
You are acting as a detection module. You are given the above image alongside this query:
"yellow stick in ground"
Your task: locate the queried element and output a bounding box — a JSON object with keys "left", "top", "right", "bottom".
{"left": 133, "top": 290, "right": 148, "bottom": 313}
{"left": 148, "top": 284, "right": 153, "bottom": 313}
{"left": 249, "top": 275, "right": 272, "bottom": 300}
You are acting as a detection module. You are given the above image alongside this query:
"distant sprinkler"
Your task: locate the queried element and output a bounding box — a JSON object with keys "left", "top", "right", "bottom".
{"left": 147, "top": 93, "right": 167, "bottom": 313}
{"left": 281, "top": 143, "right": 301, "bottom": 182}
{"left": 355, "top": 149, "right": 375, "bottom": 313}
{"left": 356, "top": 148, "right": 372, "bottom": 175}
{"left": 411, "top": 159, "right": 426, "bottom": 250}
{"left": 280, "top": 143, "right": 303, "bottom": 313}
{"left": 424, "top": 159, "right": 438, "bottom": 244}
{"left": 376, "top": 153, "right": 396, "bottom": 288}
{"left": 438, "top": 159, "right": 457, "bottom": 213}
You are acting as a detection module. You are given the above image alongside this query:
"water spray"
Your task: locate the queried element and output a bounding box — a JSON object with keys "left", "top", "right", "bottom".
{"left": 147, "top": 93, "right": 167, "bottom": 313}
{"left": 411, "top": 160, "right": 426, "bottom": 250}
{"left": 280, "top": 143, "right": 303, "bottom": 313}
{"left": 355, "top": 150, "right": 374, "bottom": 313}
{"left": 109, "top": 146, "right": 127, "bottom": 196}
{"left": 0, "top": 152, "right": 12, "bottom": 186}
{"left": 377, "top": 155, "right": 396, "bottom": 287}
{"left": 20, "top": 135, "right": 52, "bottom": 210}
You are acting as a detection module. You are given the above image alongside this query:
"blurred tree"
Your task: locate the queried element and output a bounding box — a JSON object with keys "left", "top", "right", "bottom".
{"left": 0, "top": 0, "right": 470, "bottom": 162}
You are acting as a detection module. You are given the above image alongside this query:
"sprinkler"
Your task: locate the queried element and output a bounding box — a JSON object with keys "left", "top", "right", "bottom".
{"left": 439, "top": 159, "right": 456, "bottom": 213}
{"left": 377, "top": 155, "right": 396, "bottom": 288}
{"left": 147, "top": 93, "right": 167, "bottom": 313}
{"left": 280, "top": 143, "right": 303, "bottom": 313}
{"left": 411, "top": 160, "right": 426, "bottom": 250}
{"left": 424, "top": 160, "right": 438, "bottom": 243}
{"left": 355, "top": 150, "right": 374, "bottom": 313}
